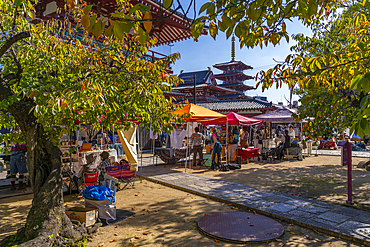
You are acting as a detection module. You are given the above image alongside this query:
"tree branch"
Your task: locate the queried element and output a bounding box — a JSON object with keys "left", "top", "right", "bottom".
{"left": 0, "top": 31, "right": 31, "bottom": 59}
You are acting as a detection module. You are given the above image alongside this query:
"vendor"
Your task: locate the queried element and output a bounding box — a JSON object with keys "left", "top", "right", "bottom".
{"left": 240, "top": 126, "right": 249, "bottom": 148}
{"left": 98, "top": 151, "right": 111, "bottom": 184}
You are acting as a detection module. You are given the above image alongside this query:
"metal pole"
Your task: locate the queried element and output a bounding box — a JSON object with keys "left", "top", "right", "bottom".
{"left": 139, "top": 126, "right": 142, "bottom": 182}
{"left": 185, "top": 122, "right": 189, "bottom": 172}
{"left": 193, "top": 74, "right": 196, "bottom": 104}
{"left": 101, "top": 125, "right": 103, "bottom": 149}
{"left": 152, "top": 133, "right": 155, "bottom": 166}
{"left": 347, "top": 142, "right": 352, "bottom": 203}
{"left": 226, "top": 122, "right": 228, "bottom": 165}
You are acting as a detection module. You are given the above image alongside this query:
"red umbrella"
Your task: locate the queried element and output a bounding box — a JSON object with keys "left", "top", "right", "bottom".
{"left": 202, "top": 112, "right": 262, "bottom": 125}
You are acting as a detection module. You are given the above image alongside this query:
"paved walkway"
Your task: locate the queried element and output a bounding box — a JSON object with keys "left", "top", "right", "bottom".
{"left": 307, "top": 149, "right": 370, "bottom": 158}
{"left": 139, "top": 166, "right": 370, "bottom": 246}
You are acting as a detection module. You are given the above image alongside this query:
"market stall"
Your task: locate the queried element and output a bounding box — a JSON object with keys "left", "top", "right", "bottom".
{"left": 254, "top": 107, "right": 303, "bottom": 160}
{"left": 202, "top": 112, "right": 262, "bottom": 162}
{"left": 172, "top": 104, "right": 228, "bottom": 171}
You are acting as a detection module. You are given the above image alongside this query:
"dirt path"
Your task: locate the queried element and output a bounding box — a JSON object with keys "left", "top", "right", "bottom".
{"left": 0, "top": 179, "right": 363, "bottom": 246}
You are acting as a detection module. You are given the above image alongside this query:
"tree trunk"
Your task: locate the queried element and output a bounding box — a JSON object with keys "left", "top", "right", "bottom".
{"left": 0, "top": 79, "right": 86, "bottom": 246}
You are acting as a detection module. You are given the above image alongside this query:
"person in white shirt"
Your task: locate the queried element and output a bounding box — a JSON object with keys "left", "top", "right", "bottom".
{"left": 288, "top": 125, "right": 295, "bottom": 139}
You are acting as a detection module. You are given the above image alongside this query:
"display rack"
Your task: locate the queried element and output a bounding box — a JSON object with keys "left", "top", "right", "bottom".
{"left": 59, "top": 141, "right": 79, "bottom": 174}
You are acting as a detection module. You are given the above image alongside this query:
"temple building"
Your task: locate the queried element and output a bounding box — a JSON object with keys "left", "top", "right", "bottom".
{"left": 34, "top": 0, "right": 207, "bottom": 74}
{"left": 170, "top": 37, "right": 276, "bottom": 117}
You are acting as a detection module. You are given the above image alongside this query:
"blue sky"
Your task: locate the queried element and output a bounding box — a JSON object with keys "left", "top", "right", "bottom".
{"left": 153, "top": 20, "right": 312, "bottom": 105}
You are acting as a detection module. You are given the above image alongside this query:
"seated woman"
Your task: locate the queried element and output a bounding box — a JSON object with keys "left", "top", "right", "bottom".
{"left": 74, "top": 153, "right": 97, "bottom": 190}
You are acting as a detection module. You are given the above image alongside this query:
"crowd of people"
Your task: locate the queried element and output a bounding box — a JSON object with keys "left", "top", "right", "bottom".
{"left": 185, "top": 124, "right": 303, "bottom": 169}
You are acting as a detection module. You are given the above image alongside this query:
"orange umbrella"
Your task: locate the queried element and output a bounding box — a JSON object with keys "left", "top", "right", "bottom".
{"left": 173, "top": 103, "right": 227, "bottom": 123}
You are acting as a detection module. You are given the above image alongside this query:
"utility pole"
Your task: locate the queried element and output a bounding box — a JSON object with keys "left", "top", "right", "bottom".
{"left": 193, "top": 74, "right": 196, "bottom": 105}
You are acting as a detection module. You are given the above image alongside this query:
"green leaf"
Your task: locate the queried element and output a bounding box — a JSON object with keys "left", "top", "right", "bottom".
{"left": 92, "top": 20, "right": 103, "bottom": 38}
{"left": 84, "top": 5, "right": 92, "bottom": 15}
{"left": 350, "top": 74, "right": 362, "bottom": 90}
{"left": 206, "top": 3, "right": 215, "bottom": 15}
{"left": 113, "top": 21, "right": 125, "bottom": 40}
{"left": 218, "top": 20, "right": 227, "bottom": 32}
{"left": 358, "top": 42, "right": 365, "bottom": 51}
{"left": 235, "top": 23, "right": 242, "bottom": 37}
{"left": 14, "top": 0, "right": 21, "bottom": 7}
{"left": 225, "top": 27, "right": 233, "bottom": 39}
{"left": 86, "top": 15, "right": 97, "bottom": 33}
{"left": 163, "top": 0, "right": 172, "bottom": 9}
{"left": 199, "top": 2, "right": 211, "bottom": 14}
{"left": 137, "top": 27, "right": 149, "bottom": 45}
{"left": 307, "top": 0, "right": 318, "bottom": 17}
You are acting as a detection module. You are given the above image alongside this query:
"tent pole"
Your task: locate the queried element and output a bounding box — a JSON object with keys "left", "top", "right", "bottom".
{"left": 152, "top": 132, "right": 155, "bottom": 166}
{"left": 249, "top": 126, "right": 252, "bottom": 146}
{"left": 185, "top": 123, "right": 189, "bottom": 173}
{"left": 226, "top": 122, "right": 228, "bottom": 165}
{"left": 140, "top": 126, "right": 142, "bottom": 183}
{"left": 101, "top": 125, "right": 103, "bottom": 149}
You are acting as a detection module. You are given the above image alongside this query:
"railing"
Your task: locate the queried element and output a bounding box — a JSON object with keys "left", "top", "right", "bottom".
{"left": 144, "top": 50, "right": 173, "bottom": 74}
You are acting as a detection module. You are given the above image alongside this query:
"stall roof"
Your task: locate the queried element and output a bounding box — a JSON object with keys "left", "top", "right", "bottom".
{"left": 173, "top": 103, "right": 227, "bottom": 123}
{"left": 254, "top": 107, "right": 296, "bottom": 123}
{"left": 202, "top": 112, "right": 262, "bottom": 125}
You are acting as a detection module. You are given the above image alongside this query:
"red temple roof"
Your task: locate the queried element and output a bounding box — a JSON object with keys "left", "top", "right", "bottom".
{"left": 34, "top": 0, "right": 207, "bottom": 46}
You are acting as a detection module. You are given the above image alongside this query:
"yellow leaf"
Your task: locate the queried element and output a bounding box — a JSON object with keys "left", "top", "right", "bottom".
{"left": 143, "top": 12, "right": 152, "bottom": 33}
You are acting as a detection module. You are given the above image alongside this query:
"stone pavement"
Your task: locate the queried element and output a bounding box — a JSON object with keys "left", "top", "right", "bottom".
{"left": 138, "top": 166, "right": 370, "bottom": 246}
{"left": 305, "top": 148, "right": 370, "bottom": 158}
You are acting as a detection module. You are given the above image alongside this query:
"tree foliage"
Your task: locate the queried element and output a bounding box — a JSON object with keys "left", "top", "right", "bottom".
{"left": 0, "top": 0, "right": 187, "bottom": 245}
{"left": 255, "top": 1, "right": 370, "bottom": 136}
{"left": 0, "top": 0, "right": 185, "bottom": 146}
{"left": 196, "top": 0, "right": 339, "bottom": 47}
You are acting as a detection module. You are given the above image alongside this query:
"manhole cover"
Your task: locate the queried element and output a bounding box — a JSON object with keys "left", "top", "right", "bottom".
{"left": 198, "top": 212, "right": 284, "bottom": 243}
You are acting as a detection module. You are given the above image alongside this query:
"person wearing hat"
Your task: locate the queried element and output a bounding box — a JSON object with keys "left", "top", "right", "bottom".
{"left": 74, "top": 153, "right": 97, "bottom": 189}
{"left": 98, "top": 151, "right": 111, "bottom": 184}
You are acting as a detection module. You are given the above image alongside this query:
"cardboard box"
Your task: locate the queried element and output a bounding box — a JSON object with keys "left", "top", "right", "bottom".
{"left": 65, "top": 207, "right": 98, "bottom": 227}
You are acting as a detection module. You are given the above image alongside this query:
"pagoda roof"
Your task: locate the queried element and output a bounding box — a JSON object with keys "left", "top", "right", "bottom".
{"left": 34, "top": 0, "right": 207, "bottom": 46}
{"left": 178, "top": 70, "right": 216, "bottom": 86}
{"left": 213, "top": 61, "right": 253, "bottom": 71}
{"left": 173, "top": 83, "right": 238, "bottom": 94}
{"left": 198, "top": 98, "right": 274, "bottom": 111}
{"left": 217, "top": 94, "right": 250, "bottom": 99}
{"left": 219, "top": 83, "right": 255, "bottom": 91}
{"left": 214, "top": 72, "right": 253, "bottom": 81}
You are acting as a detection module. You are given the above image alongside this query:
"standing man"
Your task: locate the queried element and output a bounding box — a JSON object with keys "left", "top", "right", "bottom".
{"left": 190, "top": 127, "right": 205, "bottom": 167}
{"left": 275, "top": 125, "right": 282, "bottom": 137}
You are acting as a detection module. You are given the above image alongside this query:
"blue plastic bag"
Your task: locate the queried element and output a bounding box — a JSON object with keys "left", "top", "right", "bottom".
{"left": 82, "top": 185, "right": 115, "bottom": 203}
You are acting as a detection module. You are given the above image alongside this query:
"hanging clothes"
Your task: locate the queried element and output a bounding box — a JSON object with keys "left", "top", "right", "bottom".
{"left": 170, "top": 128, "right": 187, "bottom": 149}
{"left": 150, "top": 126, "right": 158, "bottom": 139}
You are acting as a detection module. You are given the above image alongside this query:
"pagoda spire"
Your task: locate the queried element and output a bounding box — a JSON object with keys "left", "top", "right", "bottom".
{"left": 231, "top": 36, "right": 235, "bottom": 62}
